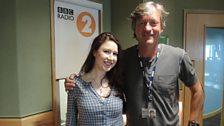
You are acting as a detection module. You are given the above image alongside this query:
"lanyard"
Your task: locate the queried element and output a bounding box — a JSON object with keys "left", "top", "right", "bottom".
{"left": 138, "top": 45, "right": 161, "bottom": 102}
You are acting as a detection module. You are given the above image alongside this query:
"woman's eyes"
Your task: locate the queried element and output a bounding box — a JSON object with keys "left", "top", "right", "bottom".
{"left": 113, "top": 52, "right": 118, "bottom": 56}
{"left": 103, "top": 50, "right": 118, "bottom": 56}
{"left": 104, "top": 50, "right": 110, "bottom": 54}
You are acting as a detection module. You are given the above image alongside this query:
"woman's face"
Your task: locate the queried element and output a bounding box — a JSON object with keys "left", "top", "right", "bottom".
{"left": 93, "top": 40, "right": 118, "bottom": 72}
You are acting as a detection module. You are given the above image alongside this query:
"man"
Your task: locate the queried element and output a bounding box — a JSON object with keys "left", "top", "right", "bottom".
{"left": 64, "top": 1, "right": 204, "bottom": 126}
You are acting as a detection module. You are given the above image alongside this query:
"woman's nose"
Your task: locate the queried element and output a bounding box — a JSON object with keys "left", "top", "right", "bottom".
{"left": 108, "top": 53, "right": 117, "bottom": 61}
{"left": 108, "top": 53, "right": 114, "bottom": 60}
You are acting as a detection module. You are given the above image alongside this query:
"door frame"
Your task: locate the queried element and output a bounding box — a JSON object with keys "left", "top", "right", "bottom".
{"left": 183, "top": 9, "right": 224, "bottom": 126}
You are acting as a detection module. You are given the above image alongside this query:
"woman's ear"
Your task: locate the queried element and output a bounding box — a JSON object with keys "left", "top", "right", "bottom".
{"left": 93, "top": 50, "right": 96, "bottom": 57}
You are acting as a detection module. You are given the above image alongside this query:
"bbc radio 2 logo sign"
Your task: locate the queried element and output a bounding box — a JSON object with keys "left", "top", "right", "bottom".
{"left": 77, "top": 12, "right": 96, "bottom": 37}
{"left": 57, "top": 6, "right": 96, "bottom": 37}
{"left": 57, "top": 7, "right": 74, "bottom": 21}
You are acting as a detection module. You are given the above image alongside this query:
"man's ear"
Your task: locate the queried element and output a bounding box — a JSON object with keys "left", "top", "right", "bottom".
{"left": 160, "top": 28, "right": 164, "bottom": 34}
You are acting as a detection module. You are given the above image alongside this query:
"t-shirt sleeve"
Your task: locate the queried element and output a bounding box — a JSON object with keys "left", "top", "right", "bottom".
{"left": 179, "top": 52, "right": 198, "bottom": 87}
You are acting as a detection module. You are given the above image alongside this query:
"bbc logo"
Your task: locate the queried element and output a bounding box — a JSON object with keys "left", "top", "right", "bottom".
{"left": 57, "top": 7, "right": 73, "bottom": 15}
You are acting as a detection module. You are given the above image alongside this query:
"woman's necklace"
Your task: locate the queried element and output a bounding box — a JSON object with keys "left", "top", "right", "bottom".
{"left": 91, "top": 78, "right": 111, "bottom": 98}
{"left": 99, "top": 82, "right": 111, "bottom": 98}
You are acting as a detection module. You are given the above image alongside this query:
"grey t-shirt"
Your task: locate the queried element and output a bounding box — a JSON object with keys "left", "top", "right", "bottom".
{"left": 122, "top": 44, "right": 197, "bottom": 126}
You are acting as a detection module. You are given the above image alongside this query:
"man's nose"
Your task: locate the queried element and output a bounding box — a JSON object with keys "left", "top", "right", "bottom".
{"left": 145, "top": 22, "right": 152, "bottom": 31}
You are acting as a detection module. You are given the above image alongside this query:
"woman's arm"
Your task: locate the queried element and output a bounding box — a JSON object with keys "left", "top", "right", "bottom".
{"left": 66, "top": 90, "right": 77, "bottom": 126}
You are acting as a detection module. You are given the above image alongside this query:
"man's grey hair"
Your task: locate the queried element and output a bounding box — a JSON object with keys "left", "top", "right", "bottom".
{"left": 130, "top": 1, "right": 169, "bottom": 32}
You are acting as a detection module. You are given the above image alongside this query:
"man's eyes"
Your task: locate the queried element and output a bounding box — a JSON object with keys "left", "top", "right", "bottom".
{"left": 151, "top": 20, "right": 158, "bottom": 26}
{"left": 138, "top": 20, "right": 158, "bottom": 26}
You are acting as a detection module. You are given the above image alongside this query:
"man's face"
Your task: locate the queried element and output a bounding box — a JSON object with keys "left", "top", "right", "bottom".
{"left": 134, "top": 10, "right": 163, "bottom": 46}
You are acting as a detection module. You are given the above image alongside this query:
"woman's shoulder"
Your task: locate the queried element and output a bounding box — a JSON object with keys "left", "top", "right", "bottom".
{"left": 75, "top": 75, "right": 90, "bottom": 87}
{"left": 74, "top": 75, "right": 82, "bottom": 82}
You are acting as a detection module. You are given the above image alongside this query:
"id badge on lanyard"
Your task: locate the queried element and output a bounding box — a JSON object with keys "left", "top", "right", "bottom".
{"left": 138, "top": 45, "right": 161, "bottom": 119}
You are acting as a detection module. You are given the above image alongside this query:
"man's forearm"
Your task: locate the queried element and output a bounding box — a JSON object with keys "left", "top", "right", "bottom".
{"left": 189, "top": 81, "right": 204, "bottom": 123}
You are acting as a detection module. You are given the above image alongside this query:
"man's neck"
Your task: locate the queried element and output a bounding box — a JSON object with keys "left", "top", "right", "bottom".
{"left": 138, "top": 43, "right": 158, "bottom": 59}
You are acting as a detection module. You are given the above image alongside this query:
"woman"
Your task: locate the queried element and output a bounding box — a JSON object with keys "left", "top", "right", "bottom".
{"left": 66, "top": 32, "right": 124, "bottom": 126}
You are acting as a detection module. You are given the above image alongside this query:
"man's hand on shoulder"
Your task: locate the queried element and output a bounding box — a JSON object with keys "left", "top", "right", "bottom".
{"left": 64, "top": 73, "right": 76, "bottom": 91}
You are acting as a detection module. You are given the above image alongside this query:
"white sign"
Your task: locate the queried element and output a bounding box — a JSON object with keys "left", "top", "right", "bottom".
{"left": 54, "top": 0, "right": 102, "bottom": 79}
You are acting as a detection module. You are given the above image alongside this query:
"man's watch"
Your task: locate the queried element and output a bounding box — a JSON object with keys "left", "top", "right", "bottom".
{"left": 188, "top": 120, "right": 199, "bottom": 126}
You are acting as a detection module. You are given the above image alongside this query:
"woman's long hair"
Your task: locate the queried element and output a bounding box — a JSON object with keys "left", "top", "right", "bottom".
{"left": 80, "top": 32, "right": 124, "bottom": 98}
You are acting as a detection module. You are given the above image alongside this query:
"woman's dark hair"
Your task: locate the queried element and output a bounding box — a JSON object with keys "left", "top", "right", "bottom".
{"left": 80, "top": 32, "right": 124, "bottom": 98}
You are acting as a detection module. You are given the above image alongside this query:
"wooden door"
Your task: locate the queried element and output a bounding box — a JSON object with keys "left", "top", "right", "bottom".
{"left": 183, "top": 10, "right": 224, "bottom": 126}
